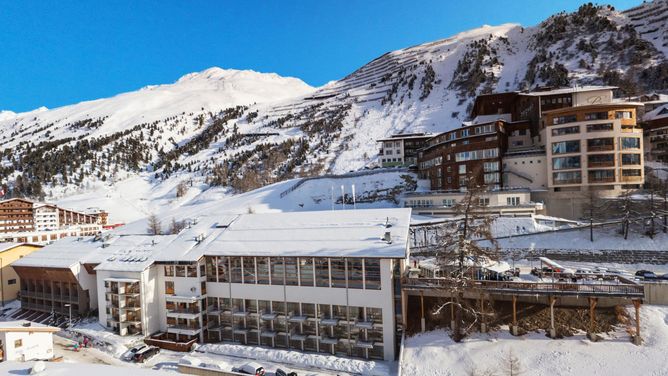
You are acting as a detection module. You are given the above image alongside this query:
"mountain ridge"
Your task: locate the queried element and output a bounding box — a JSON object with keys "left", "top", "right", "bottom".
{"left": 1, "top": 0, "right": 667, "bottom": 216}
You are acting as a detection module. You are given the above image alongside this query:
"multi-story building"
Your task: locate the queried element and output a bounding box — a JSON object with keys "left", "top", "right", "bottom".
{"left": 643, "top": 104, "right": 668, "bottom": 163}
{"left": 542, "top": 103, "right": 644, "bottom": 193}
{"left": 33, "top": 204, "right": 59, "bottom": 232}
{"left": 12, "top": 208, "right": 411, "bottom": 361}
{"left": 377, "top": 133, "right": 432, "bottom": 167}
{"left": 418, "top": 120, "right": 507, "bottom": 190}
{"left": 471, "top": 86, "right": 617, "bottom": 139}
{"left": 0, "top": 199, "right": 35, "bottom": 233}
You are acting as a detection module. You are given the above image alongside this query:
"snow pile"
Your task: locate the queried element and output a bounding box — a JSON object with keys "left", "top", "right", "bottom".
{"left": 402, "top": 305, "right": 668, "bottom": 376}
{"left": 67, "top": 321, "right": 140, "bottom": 357}
{"left": 197, "top": 343, "right": 390, "bottom": 375}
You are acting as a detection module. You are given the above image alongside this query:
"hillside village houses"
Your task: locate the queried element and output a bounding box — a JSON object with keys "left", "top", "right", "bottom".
{"left": 11, "top": 208, "right": 411, "bottom": 361}
{"left": 382, "top": 85, "right": 650, "bottom": 219}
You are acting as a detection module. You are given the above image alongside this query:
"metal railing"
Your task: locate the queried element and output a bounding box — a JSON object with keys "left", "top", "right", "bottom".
{"left": 403, "top": 278, "right": 644, "bottom": 297}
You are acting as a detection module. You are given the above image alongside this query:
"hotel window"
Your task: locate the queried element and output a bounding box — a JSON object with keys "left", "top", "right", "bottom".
{"left": 589, "top": 169, "right": 615, "bottom": 182}
{"left": 588, "top": 154, "right": 614, "bottom": 167}
{"left": 364, "top": 259, "right": 381, "bottom": 290}
{"left": 552, "top": 114, "right": 577, "bottom": 125}
{"left": 458, "top": 164, "right": 466, "bottom": 174}
{"left": 484, "top": 173, "right": 499, "bottom": 184}
{"left": 622, "top": 169, "right": 642, "bottom": 177}
{"left": 478, "top": 198, "right": 490, "bottom": 206}
{"left": 299, "top": 258, "right": 314, "bottom": 286}
{"left": 621, "top": 137, "right": 640, "bottom": 150}
{"left": 165, "top": 281, "right": 174, "bottom": 295}
{"left": 483, "top": 161, "right": 499, "bottom": 172}
{"left": 552, "top": 156, "right": 581, "bottom": 170}
{"left": 205, "top": 257, "right": 216, "bottom": 282}
{"left": 187, "top": 265, "right": 197, "bottom": 278}
{"left": 315, "top": 258, "right": 330, "bottom": 287}
{"left": 553, "top": 171, "right": 582, "bottom": 184}
{"left": 216, "top": 257, "right": 228, "bottom": 283}
{"left": 164, "top": 265, "right": 174, "bottom": 277}
{"left": 587, "top": 138, "right": 614, "bottom": 152}
{"left": 584, "top": 111, "right": 608, "bottom": 120}
{"left": 330, "top": 258, "right": 346, "bottom": 288}
{"left": 229, "top": 257, "right": 242, "bottom": 283}
{"left": 615, "top": 111, "right": 633, "bottom": 119}
{"left": 242, "top": 257, "right": 256, "bottom": 284}
{"left": 586, "top": 123, "right": 613, "bottom": 132}
{"left": 271, "top": 257, "right": 285, "bottom": 285}
{"left": 175, "top": 265, "right": 186, "bottom": 278}
{"left": 622, "top": 154, "right": 641, "bottom": 165}
{"left": 551, "top": 125, "right": 580, "bottom": 136}
{"left": 443, "top": 199, "right": 455, "bottom": 207}
{"left": 552, "top": 141, "right": 580, "bottom": 154}
{"left": 347, "top": 258, "right": 364, "bottom": 289}
{"left": 285, "top": 257, "right": 298, "bottom": 286}
{"left": 507, "top": 197, "right": 520, "bottom": 206}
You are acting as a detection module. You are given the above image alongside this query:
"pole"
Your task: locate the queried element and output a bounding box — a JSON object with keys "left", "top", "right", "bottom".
{"left": 352, "top": 184, "right": 356, "bottom": 210}
{"left": 341, "top": 185, "right": 345, "bottom": 210}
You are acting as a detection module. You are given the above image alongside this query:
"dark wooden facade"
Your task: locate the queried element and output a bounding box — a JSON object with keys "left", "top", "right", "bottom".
{"left": 13, "top": 265, "right": 90, "bottom": 315}
{"left": 0, "top": 198, "right": 35, "bottom": 233}
{"left": 418, "top": 121, "right": 507, "bottom": 191}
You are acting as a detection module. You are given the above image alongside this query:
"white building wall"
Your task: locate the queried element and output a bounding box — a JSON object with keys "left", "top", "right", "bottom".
{"left": 0, "top": 331, "right": 54, "bottom": 361}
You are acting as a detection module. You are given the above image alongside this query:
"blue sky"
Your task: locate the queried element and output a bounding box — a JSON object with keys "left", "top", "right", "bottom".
{"left": 0, "top": 0, "right": 640, "bottom": 112}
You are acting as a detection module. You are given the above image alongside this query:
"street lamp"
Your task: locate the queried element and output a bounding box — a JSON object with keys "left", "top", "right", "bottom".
{"left": 64, "top": 304, "right": 72, "bottom": 328}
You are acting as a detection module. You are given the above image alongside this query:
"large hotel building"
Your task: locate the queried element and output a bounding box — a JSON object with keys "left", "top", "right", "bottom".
{"left": 12, "top": 208, "right": 410, "bottom": 361}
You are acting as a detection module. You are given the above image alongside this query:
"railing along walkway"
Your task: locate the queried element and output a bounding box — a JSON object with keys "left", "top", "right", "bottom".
{"left": 403, "top": 278, "right": 644, "bottom": 298}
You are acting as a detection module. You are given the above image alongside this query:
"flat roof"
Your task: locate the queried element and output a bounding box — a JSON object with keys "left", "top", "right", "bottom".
{"left": 521, "top": 86, "right": 617, "bottom": 97}
{"left": 0, "top": 320, "right": 59, "bottom": 332}
{"left": 0, "top": 242, "right": 41, "bottom": 254}
{"left": 201, "top": 208, "right": 412, "bottom": 258}
{"left": 377, "top": 134, "right": 433, "bottom": 142}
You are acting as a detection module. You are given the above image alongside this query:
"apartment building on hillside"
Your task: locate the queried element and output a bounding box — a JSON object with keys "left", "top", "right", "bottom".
{"left": 542, "top": 103, "right": 644, "bottom": 193}
{"left": 377, "top": 133, "right": 432, "bottom": 167}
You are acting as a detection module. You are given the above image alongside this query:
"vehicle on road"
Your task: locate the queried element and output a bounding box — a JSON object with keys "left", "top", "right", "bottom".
{"left": 133, "top": 346, "right": 160, "bottom": 363}
{"left": 235, "top": 362, "right": 266, "bottom": 376}
{"left": 122, "top": 344, "right": 147, "bottom": 361}
{"left": 635, "top": 270, "right": 658, "bottom": 280}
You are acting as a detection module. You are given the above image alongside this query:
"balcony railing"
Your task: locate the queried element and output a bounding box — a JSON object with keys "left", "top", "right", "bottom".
{"left": 587, "top": 161, "right": 615, "bottom": 168}
{"left": 621, "top": 175, "right": 642, "bottom": 182}
{"left": 587, "top": 145, "right": 614, "bottom": 152}
{"left": 588, "top": 176, "right": 615, "bottom": 183}
{"left": 553, "top": 179, "right": 582, "bottom": 185}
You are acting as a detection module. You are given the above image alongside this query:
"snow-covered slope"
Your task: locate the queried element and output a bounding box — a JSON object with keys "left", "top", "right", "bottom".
{"left": 1, "top": 1, "right": 668, "bottom": 209}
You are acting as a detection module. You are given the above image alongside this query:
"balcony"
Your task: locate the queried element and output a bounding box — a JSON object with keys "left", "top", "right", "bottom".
{"left": 587, "top": 145, "right": 614, "bottom": 152}
{"left": 621, "top": 175, "right": 642, "bottom": 182}
{"left": 166, "top": 309, "right": 201, "bottom": 320}
{"left": 167, "top": 325, "right": 202, "bottom": 336}
{"left": 588, "top": 161, "right": 615, "bottom": 168}
{"left": 589, "top": 176, "right": 615, "bottom": 183}
{"left": 553, "top": 179, "right": 581, "bottom": 185}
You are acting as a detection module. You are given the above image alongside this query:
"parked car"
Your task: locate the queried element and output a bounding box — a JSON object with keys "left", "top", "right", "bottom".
{"left": 635, "top": 270, "right": 658, "bottom": 280}
{"left": 659, "top": 273, "right": 668, "bottom": 281}
{"left": 122, "top": 344, "right": 147, "bottom": 361}
{"left": 235, "top": 362, "right": 266, "bottom": 376}
{"left": 275, "top": 369, "right": 298, "bottom": 376}
{"left": 133, "top": 346, "right": 160, "bottom": 363}
{"left": 576, "top": 268, "right": 594, "bottom": 275}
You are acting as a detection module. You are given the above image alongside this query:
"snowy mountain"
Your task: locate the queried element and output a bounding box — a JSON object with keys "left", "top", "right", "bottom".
{"left": 1, "top": 0, "right": 668, "bottom": 214}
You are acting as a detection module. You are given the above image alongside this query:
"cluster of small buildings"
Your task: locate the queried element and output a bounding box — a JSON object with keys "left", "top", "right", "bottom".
{"left": 378, "top": 85, "right": 661, "bottom": 218}
{"left": 10, "top": 208, "right": 411, "bottom": 361}
{"left": 0, "top": 198, "right": 107, "bottom": 243}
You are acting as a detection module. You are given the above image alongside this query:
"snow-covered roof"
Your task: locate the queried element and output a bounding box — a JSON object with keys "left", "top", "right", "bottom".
{"left": 11, "top": 237, "right": 105, "bottom": 269}
{"left": 644, "top": 104, "right": 668, "bottom": 122}
{"left": 521, "top": 85, "right": 617, "bottom": 97}
{"left": 0, "top": 320, "right": 59, "bottom": 332}
{"left": 94, "top": 235, "right": 179, "bottom": 272}
{"left": 465, "top": 113, "right": 512, "bottom": 125}
{"left": 201, "top": 208, "right": 412, "bottom": 258}
{"left": 0, "top": 242, "right": 41, "bottom": 253}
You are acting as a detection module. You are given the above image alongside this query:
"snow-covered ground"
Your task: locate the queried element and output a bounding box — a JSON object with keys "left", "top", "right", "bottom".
{"left": 402, "top": 305, "right": 668, "bottom": 376}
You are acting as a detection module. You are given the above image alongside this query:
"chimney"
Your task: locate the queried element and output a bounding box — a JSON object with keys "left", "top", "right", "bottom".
{"left": 383, "top": 231, "right": 392, "bottom": 244}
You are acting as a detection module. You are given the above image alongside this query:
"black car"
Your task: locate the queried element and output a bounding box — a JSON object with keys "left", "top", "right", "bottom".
{"left": 275, "top": 369, "right": 298, "bottom": 376}
{"left": 635, "top": 270, "right": 658, "bottom": 280}
{"left": 133, "top": 346, "right": 160, "bottom": 363}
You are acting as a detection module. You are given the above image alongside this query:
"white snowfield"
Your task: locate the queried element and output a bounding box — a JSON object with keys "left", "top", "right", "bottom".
{"left": 402, "top": 305, "right": 668, "bottom": 376}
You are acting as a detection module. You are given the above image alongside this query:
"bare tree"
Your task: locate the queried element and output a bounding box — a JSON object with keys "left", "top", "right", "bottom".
{"left": 147, "top": 214, "right": 162, "bottom": 235}
{"left": 168, "top": 218, "right": 186, "bottom": 234}
{"left": 501, "top": 350, "right": 524, "bottom": 376}
{"left": 581, "top": 190, "right": 612, "bottom": 242}
{"left": 433, "top": 173, "right": 499, "bottom": 341}
{"left": 176, "top": 181, "right": 188, "bottom": 198}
